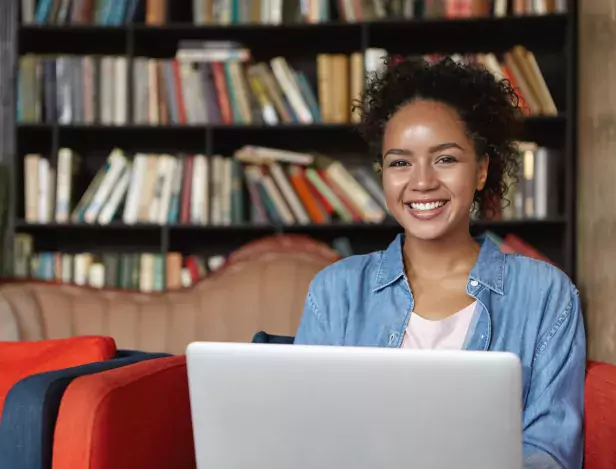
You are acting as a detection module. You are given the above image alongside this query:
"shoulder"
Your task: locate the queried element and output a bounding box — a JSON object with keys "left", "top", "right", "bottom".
{"left": 297, "top": 250, "right": 385, "bottom": 345}
{"left": 306, "top": 249, "right": 386, "bottom": 314}
{"left": 504, "top": 253, "right": 578, "bottom": 299}
{"left": 502, "top": 253, "right": 581, "bottom": 339}
{"left": 316, "top": 251, "right": 382, "bottom": 280}
{"left": 310, "top": 250, "right": 383, "bottom": 292}
{"left": 501, "top": 254, "right": 585, "bottom": 370}
{"left": 312, "top": 233, "right": 406, "bottom": 288}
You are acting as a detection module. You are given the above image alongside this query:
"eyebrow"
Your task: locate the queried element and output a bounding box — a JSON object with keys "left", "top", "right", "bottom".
{"left": 383, "top": 142, "right": 465, "bottom": 158}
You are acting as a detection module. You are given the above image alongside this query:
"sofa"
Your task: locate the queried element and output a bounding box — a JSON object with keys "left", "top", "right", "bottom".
{"left": 1, "top": 234, "right": 616, "bottom": 468}
{"left": 0, "top": 234, "right": 341, "bottom": 353}
{"left": 2, "top": 332, "right": 615, "bottom": 469}
{"left": 0, "top": 234, "right": 340, "bottom": 468}
{"left": 0, "top": 340, "right": 173, "bottom": 469}
{"left": 0, "top": 341, "right": 191, "bottom": 469}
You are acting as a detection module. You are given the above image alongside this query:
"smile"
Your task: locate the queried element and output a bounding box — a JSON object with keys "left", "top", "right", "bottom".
{"left": 408, "top": 201, "right": 447, "bottom": 211}
{"left": 405, "top": 200, "right": 450, "bottom": 220}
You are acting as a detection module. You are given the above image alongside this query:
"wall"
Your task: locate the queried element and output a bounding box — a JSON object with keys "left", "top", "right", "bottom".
{"left": 578, "top": 1, "right": 616, "bottom": 363}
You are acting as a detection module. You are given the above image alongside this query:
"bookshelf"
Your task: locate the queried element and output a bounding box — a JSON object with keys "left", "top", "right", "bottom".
{"left": 2, "top": 0, "right": 578, "bottom": 287}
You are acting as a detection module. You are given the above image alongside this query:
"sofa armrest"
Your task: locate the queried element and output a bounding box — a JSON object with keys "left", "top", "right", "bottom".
{"left": 585, "top": 361, "right": 616, "bottom": 469}
{"left": 0, "top": 350, "right": 169, "bottom": 469}
{"left": 52, "top": 355, "right": 195, "bottom": 469}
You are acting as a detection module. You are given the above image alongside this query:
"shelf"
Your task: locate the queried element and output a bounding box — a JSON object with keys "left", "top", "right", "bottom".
{"left": 16, "top": 117, "right": 566, "bottom": 131}
{"left": 16, "top": 117, "right": 566, "bottom": 153}
{"left": 18, "top": 14, "right": 568, "bottom": 56}
{"left": 17, "top": 123, "right": 358, "bottom": 132}
{"left": 19, "top": 22, "right": 362, "bottom": 57}
{"left": 136, "top": 22, "right": 363, "bottom": 58}
{"left": 19, "top": 25, "right": 128, "bottom": 55}
{"left": 18, "top": 15, "right": 567, "bottom": 34}
{"left": 523, "top": 115, "right": 567, "bottom": 146}
{"left": 368, "top": 14, "right": 568, "bottom": 54}
{"left": 13, "top": 218, "right": 569, "bottom": 260}
{"left": 14, "top": 221, "right": 165, "bottom": 252}
{"left": 15, "top": 222, "right": 162, "bottom": 230}
{"left": 15, "top": 218, "right": 566, "bottom": 233}
{"left": 17, "top": 123, "right": 364, "bottom": 154}
{"left": 18, "top": 21, "right": 362, "bottom": 35}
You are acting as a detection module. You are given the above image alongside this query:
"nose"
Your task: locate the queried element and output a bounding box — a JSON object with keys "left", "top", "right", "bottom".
{"left": 411, "top": 162, "right": 439, "bottom": 192}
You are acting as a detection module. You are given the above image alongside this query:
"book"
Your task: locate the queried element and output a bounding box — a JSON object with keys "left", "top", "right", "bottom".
{"left": 12, "top": 232, "right": 355, "bottom": 291}
{"left": 22, "top": 145, "right": 391, "bottom": 227}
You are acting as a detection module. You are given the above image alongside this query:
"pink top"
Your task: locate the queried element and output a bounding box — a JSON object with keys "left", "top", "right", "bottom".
{"left": 401, "top": 301, "right": 477, "bottom": 350}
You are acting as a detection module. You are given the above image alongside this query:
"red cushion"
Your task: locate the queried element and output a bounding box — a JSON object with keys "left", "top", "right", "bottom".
{"left": 0, "top": 336, "right": 116, "bottom": 416}
{"left": 585, "top": 361, "right": 616, "bottom": 469}
{"left": 52, "top": 355, "right": 194, "bottom": 469}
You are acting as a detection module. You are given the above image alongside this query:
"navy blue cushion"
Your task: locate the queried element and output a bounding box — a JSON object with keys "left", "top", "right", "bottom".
{"left": 252, "top": 331, "right": 295, "bottom": 344}
{"left": 0, "top": 350, "right": 170, "bottom": 469}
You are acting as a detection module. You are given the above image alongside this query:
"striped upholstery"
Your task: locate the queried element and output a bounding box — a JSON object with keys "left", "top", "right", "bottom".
{"left": 0, "top": 296, "right": 19, "bottom": 341}
{"left": 0, "top": 235, "right": 339, "bottom": 354}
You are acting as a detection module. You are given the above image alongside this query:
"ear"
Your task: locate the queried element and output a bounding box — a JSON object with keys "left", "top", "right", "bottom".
{"left": 373, "top": 159, "right": 383, "bottom": 174}
{"left": 476, "top": 154, "right": 489, "bottom": 191}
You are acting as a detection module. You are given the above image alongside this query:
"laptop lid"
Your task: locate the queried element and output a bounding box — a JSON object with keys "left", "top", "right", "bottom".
{"left": 186, "top": 342, "right": 522, "bottom": 469}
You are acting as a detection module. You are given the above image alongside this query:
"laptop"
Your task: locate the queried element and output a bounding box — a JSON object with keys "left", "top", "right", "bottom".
{"left": 186, "top": 342, "right": 522, "bottom": 469}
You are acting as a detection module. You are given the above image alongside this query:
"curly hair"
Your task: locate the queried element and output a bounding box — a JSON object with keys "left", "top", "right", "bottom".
{"left": 356, "top": 56, "right": 524, "bottom": 217}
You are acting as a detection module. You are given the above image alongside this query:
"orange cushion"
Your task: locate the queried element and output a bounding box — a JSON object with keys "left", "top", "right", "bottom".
{"left": 52, "top": 355, "right": 194, "bottom": 469}
{"left": 0, "top": 336, "right": 116, "bottom": 416}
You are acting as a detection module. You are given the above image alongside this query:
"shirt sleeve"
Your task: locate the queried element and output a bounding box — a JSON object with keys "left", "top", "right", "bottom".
{"left": 294, "top": 278, "right": 331, "bottom": 345}
{"left": 522, "top": 285, "right": 586, "bottom": 469}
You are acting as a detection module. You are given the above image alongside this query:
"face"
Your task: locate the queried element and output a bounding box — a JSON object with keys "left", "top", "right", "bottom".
{"left": 381, "top": 99, "right": 488, "bottom": 241}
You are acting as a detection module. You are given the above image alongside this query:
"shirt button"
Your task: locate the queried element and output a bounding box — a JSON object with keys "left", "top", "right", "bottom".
{"left": 470, "top": 280, "right": 479, "bottom": 287}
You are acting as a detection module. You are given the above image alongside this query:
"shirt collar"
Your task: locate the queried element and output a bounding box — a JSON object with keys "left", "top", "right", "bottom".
{"left": 373, "top": 233, "right": 505, "bottom": 295}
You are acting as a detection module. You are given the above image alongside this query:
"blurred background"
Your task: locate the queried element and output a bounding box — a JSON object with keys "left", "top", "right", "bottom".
{"left": 0, "top": 0, "right": 612, "bottom": 363}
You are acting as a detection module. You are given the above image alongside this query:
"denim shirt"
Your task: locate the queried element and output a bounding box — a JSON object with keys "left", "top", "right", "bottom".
{"left": 295, "top": 233, "right": 586, "bottom": 469}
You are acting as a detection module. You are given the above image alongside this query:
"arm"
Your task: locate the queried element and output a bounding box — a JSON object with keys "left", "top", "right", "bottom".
{"left": 523, "top": 285, "right": 586, "bottom": 469}
{"left": 294, "top": 281, "right": 331, "bottom": 345}
{"left": 295, "top": 266, "right": 350, "bottom": 346}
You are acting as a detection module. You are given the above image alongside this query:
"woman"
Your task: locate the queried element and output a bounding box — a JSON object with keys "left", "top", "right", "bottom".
{"left": 295, "top": 57, "right": 585, "bottom": 469}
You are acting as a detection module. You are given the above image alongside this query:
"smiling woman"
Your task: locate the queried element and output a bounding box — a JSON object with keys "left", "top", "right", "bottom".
{"left": 361, "top": 57, "right": 522, "bottom": 224}
{"left": 294, "top": 57, "right": 586, "bottom": 469}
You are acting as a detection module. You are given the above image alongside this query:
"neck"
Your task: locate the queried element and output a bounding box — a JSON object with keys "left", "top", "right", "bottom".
{"left": 402, "top": 227, "right": 480, "bottom": 280}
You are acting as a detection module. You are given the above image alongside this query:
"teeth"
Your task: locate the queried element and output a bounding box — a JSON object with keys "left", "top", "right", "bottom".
{"left": 409, "top": 201, "right": 446, "bottom": 211}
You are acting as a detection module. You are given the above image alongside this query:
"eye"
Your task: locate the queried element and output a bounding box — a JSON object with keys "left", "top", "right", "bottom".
{"left": 389, "top": 160, "right": 410, "bottom": 167}
{"left": 436, "top": 155, "right": 457, "bottom": 164}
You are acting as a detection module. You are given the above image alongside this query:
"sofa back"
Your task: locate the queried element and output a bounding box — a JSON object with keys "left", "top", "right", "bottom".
{"left": 0, "top": 235, "right": 339, "bottom": 354}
